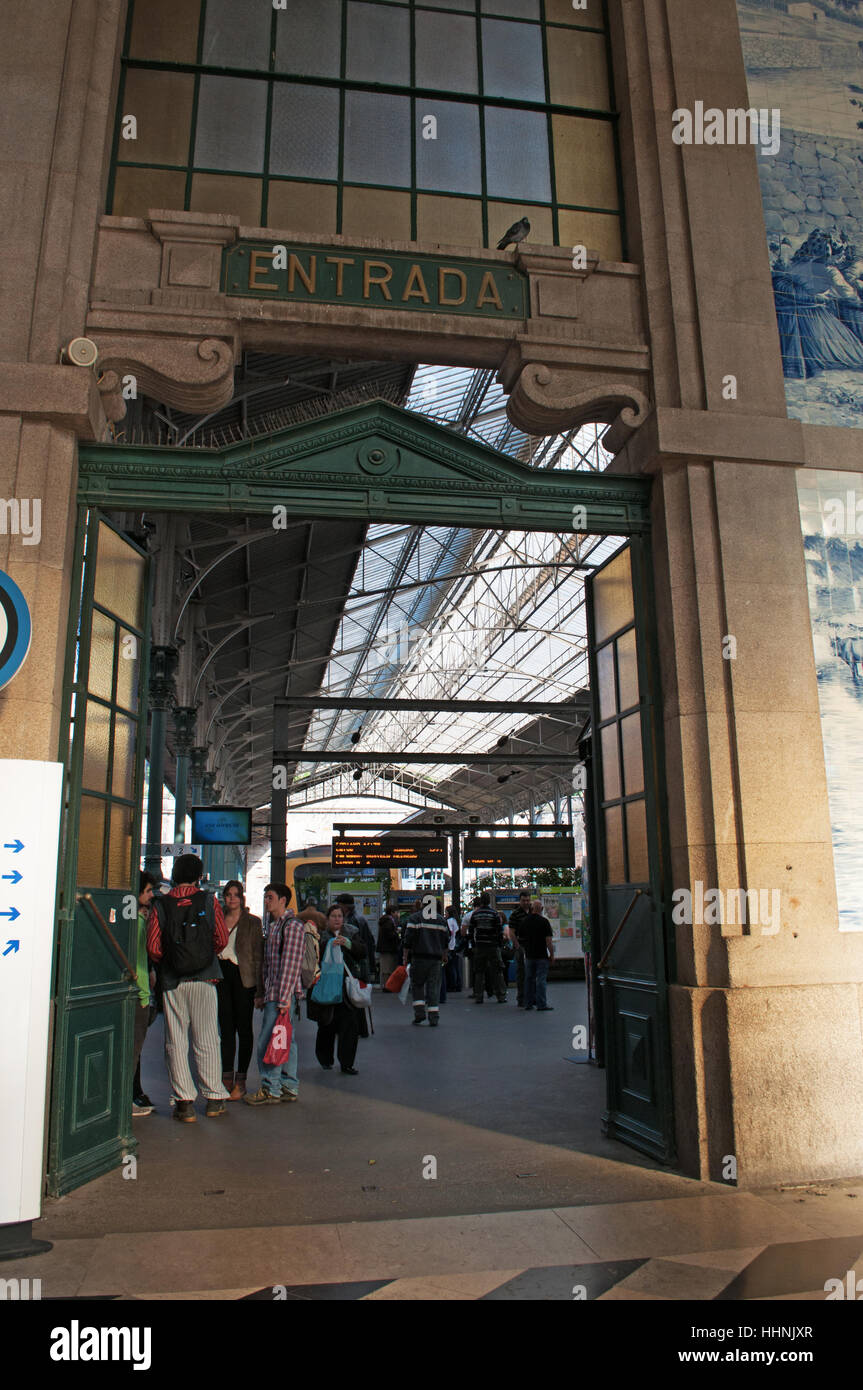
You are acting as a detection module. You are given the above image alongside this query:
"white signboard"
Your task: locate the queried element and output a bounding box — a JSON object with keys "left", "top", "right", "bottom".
{"left": 160, "top": 844, "right": 201, "bottom": 857}
{"left": 0, "top": 760, "right": 63, "bottom": 1224}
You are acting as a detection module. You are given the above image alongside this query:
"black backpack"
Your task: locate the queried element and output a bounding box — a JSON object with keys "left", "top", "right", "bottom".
{"left": 155, "top": 891, "right": 217, "bottom": 977}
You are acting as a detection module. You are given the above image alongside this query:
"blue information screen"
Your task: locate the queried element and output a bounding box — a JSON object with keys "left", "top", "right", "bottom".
{"left": 191, "top": 806, "right": 252, "bottom": 845}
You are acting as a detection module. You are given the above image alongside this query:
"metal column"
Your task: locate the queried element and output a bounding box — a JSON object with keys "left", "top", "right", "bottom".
{"left": 144, "top": 646, "right": 177, "bottom": 875}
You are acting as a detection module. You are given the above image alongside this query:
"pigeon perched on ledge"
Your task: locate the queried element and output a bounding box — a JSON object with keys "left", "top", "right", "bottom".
{"left": 496, "top": 217, "right": 530, "bottom": 251}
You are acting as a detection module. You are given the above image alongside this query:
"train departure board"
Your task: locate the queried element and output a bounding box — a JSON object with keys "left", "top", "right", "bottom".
{"left": 332, "top": 837, "right": 449, "bottom": 869}
{"left": 462, "top": 837, "right": 574, "bottom": 869}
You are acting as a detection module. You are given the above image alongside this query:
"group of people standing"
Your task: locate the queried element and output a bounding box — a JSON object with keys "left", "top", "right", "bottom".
{"left": 374, "top": 889, "right": 556, "bottom": 1024}
{"left": 131, "top": 856, "right": 379, "bottom": 1120}
{"left": 130, "top": 862, "right": 557, "bottom": 1118}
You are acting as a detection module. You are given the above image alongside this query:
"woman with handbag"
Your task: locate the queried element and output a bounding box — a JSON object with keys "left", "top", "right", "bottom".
{"left": 216, "top": 880, "right": 263, "bottom": 1100}
{"left": 312, "top": 904, "right": 368, "bottom": 1075}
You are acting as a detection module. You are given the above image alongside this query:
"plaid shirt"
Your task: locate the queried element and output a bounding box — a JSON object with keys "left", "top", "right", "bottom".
{"left": 262, "top": 913, "right": 305, "bottom": 1009}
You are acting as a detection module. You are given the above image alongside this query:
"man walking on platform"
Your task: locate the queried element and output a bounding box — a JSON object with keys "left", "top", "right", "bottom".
{"left": 147, "top": 854, "right": 230, "bottom": 1122}
{"left": 403, "top": 895, "right": 449, "bottom": 1026}
{"left": 468, "top": 893, "right": 507, "bottom": 1004}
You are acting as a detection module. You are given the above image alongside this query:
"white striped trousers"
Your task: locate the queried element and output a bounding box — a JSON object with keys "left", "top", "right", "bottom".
{"left": 163, "top": 980, "right": 229, "bottom": 1101}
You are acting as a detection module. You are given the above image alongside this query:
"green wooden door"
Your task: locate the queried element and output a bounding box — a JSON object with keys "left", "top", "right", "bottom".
{"left": 47, "top": 512, "right": 150, "bottom": 1196}
{"left": 585, "top": 539, "right": 676, "bottom": 1164}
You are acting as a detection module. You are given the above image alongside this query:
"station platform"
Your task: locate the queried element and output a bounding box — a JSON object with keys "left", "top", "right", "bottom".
{"left": 3, "top": 982, "right": 862, "bottom": 1301}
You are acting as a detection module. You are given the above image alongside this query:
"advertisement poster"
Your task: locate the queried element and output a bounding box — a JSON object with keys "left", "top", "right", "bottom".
{"left": 540, "top": 888, "right": 584, "bottom": 959}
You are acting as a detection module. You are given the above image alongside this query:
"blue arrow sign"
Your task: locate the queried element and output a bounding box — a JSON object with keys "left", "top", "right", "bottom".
{"left": 1, "top": 870, "right": 22, "bottom": 885}
{"left": 2, "top": 940, "right": 19, "bottom": 956}
{"left": 0, "top": 907, "right": 20, "bottom": 922}
{"left": 3, "top": 840, "right": 24, "bottom": 854}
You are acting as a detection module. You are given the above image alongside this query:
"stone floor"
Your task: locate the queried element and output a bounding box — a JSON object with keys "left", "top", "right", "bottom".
{"left": 4, "top": 982, "right": 863, "bottom": 1300}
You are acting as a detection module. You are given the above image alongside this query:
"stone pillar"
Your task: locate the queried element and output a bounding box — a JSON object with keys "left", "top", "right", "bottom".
{"left": 144, "top": 647, "right": 177, "bottom": 876}
{"left": 171, "top": 706, "right": 198, "bottom": 843}
{"left": 601, "top": 0, "right": 863, "bottom": 1183}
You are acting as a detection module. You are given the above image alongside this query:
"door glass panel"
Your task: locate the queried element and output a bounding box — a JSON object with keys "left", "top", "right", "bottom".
{"left": 593, "top": 546, "right": 633, "bottom": 644}
{"left": 344, "top": 92, "right": 411, "bottom": 186}
{"left": 194, "top": 76, "right": 267, "bottom": 172}
{"left": 203, "top": 0, "right": 271, "bottom": 69}
{"left": 276, "top": 0, "right": 341, "bottom": 77}
{"left": 77, "top": 797, "right": 106, "bottom": 887}
{"left": 482, "top": 0, "right": 540, "bottom": 15}
{"left": 604, "top": 805, "right": 624, "bottom": 884}
{"left": 270, "top": 85, "right": 340, "bottom": 179}
{"left": 484, "top": 107, "right": 550, "bottom": 202}
{"left": 597, "top": 643, "right": 616, "bottom": 720}
{"left": 617, "top": 627, "right": 639, "bottom": 712}
{"left": 88, "top": 612, "right": 115, "bottom": 703}
{"left": 416, "top": 13, "right": 478, "bottom": 93}
{"left": 625, "top": 799, "right": 649, "bottom": 883}
{"left": 82, "top": 703, "right": 111, "bottom": 793}
{"left": 600, "top": 724, "right": 621, "bottom": 802}
{"left": 108, "top": 804, "right": 134, "bottom": 890}
{"left": 111, "top": 714, "right": 136, "bottom": 800}
{"left": 94, "top": 524, "right": 146, "bottom": 630}
{"left": 620, "top": 712, "right": 644, "bottom": 797}
{"left": 115, "top": 630, "right": 140, "bottom": 714}
{"left": 416, "top": 101, "right": 482, "bottom": 194}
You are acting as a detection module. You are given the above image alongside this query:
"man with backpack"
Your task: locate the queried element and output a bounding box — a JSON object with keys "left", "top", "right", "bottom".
{"left": 146, "top": 854, "right": 230, "bottom": 1123}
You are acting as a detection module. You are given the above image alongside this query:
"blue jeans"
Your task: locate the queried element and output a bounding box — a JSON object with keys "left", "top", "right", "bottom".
{"left": 524, "top": 959, "right": 549, "bottom": 1008}
{"left": 257, "top": 1001, "right": 299, "bottom": 1096}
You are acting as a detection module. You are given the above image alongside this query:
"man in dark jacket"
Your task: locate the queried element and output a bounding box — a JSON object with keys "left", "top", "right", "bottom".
{"left": 468, "top": 893, "right": 506, "bottom": 1003}
{"left": 147, "top": 854, "right": 229, "bottom": 1122}
{"left": 522, "top": 898, "right": 555, "bottom": 1011}
{"left": 507, "top": 890, "right": 532, "bottom": 1007}
{"left": 403, "top": 895, "right": 449, "bottom": 1026}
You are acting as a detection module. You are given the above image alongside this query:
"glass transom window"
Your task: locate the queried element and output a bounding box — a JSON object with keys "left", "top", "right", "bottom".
{"left": 112, "top": 0, "right": 623, "bottom": 259}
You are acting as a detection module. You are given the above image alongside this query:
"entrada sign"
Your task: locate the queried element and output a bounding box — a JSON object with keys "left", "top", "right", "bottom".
{"left": 223, "top": 241, "right": 528, "bottom": 320}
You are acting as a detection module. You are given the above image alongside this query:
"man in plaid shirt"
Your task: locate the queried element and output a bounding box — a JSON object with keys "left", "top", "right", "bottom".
{"left": 244, "top": 882, "right": 305, "bottom": 1106}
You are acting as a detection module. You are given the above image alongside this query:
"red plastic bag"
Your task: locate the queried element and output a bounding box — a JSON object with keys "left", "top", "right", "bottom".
{"left": 263, "top": 1008, "right": 293, "bottom": 1064}
{"left": 384, "top": 964, "right": 407, "bottom": 993}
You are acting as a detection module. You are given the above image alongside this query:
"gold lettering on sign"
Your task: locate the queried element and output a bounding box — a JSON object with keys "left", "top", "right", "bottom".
{"left": 475, "top": 271, "right": 503, "bottom": 311}
{"left": 325, "top": 256, "right": 355, "bottom": 296}
{"left": 402, "top": 264, "right": 430, "bottom": 303}
{"left": 363, "top": 261, "right": 393, "bottom": 300}
{"left": 249, "top": 250, "right": 278, "bottom": 291}
{"left": 438, "top": 267, "right": 467, "bottom": 307}
{"left": 288, "top": 253, "right": 316, "bottom": 294}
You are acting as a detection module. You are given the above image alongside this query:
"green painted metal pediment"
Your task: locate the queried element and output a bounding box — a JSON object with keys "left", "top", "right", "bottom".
{"left": 79, "top": 399, "right": 650, "bottom": 534}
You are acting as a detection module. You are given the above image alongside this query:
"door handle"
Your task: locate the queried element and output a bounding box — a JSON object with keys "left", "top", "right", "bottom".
{"left": 78, "top": 893, "right": 138, "bottom": 985}
{"left": 595, "top": 889, "right": 644, "bottom": 975}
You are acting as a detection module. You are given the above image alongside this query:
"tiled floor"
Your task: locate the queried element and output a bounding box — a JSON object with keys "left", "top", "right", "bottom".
{"left": 4, "top": 1191, "right": 863, "bottom": 1300}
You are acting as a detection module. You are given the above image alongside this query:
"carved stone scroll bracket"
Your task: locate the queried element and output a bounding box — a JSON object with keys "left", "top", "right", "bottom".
{"left": 505, "top": 362, "right": 651, "bottom": 446}
{"left": 94, "top": 335, "right": 237, "bottom": 414}
{"left": 95, "top": 369, "right": 126, "bottom": 424}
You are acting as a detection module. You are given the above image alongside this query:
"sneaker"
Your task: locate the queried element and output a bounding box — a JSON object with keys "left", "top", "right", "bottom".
{"left": 134, "top": 1092, "right": 153, "bottom": 1108}
{"left": 280, "top": 1088, "right": 299, "bottom": 1102}
{"left": 173, "top": 1099, "right": 196, "bottom": 1123}
{"left": 537, "top": 1005, "right": 555, "bottom": 1011}
{"left": 496, "top": 997, "right": 507, "bottom": 1004}
{"left": 227, "top": 1081, "right": 246, "bottom": 1101}
{"left": 524, "top": 1004, "right": 535, "bottom": 1011}
{"left": 243, "top": 1088, "right": 281, "bottom": 1106}
{"left": 428, "top": 1014, "right": 439, "bottom": 1027}
{"left": 132, "top": 1102, "right": 153, "bottom": 1117}
{"left": 205, "top": 1099, "right": 227, "bottom": 1118}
